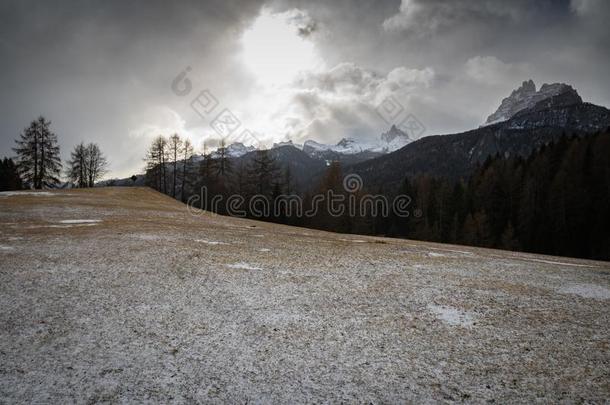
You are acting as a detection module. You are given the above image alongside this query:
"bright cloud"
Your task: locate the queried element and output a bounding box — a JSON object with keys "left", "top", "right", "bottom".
{"left": 235, "top": 62, "right": 435, "bottom": 144}
{"left": 241, "top": 8, "right": 324, "bottom": 87}
{"left": 465, "top": 56, "right": 530, "bottom": 86}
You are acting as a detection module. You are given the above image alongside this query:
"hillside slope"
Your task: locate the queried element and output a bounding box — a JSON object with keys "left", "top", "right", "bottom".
{"left": 0, "top": 188, "right": 609, "bottom": 402}
{"left": 352, "top": 102, "right": 610, "bottom": 188}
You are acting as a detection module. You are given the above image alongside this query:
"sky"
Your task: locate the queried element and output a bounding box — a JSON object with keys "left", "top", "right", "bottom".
{"left": 1, "top": 0, "right": 609, "bottom": 178}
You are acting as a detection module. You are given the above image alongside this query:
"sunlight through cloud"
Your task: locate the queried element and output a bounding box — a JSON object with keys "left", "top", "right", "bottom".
{"left": 241, "top": 8, "right": 324, "bottom": 87}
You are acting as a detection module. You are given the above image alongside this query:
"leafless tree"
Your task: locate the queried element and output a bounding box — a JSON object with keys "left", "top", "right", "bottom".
{"left": 67, "top": 142, "right": 89, "bottom": 187}
{"left": 67, "top": 142, "right": 108, "bottom": 187}
{"left": 145, "top": 135, "right": 168, "bottom": 193}
{"left": 180, "top": 138, "right": 194, "bottom": 202}
{"left": 216, "top": 138, "right": 232, "bottom": 177}
{"left": 85, "top": 143, "right": 108, "bottom": 187}
{"left": 168, "top": 134, "right": 182, "bottom": 198}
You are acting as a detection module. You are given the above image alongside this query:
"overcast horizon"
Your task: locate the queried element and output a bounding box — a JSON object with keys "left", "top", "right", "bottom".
{"left": 1, "top": 0, "right": 609, "bottom": 178}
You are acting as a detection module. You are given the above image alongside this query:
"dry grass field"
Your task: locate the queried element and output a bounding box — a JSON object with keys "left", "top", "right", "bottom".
{"left": 1, "top": 187, "right": 609, "bottom": 402}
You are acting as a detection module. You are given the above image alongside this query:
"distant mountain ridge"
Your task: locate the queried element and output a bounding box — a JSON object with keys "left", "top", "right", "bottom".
{"left": 104, "top": 80, "right": 609, "bottom": 193}
{"left": 351, "top": 81, "right": 610, "bottom": 190}
{"left": 205, "top": 122, "right": 413, "bottom": 165}
{"left": 301, "top": 125, "right": 412, "bottom": 158}
{"left": 209, "top": 142, "right": 256, "bottom": 159}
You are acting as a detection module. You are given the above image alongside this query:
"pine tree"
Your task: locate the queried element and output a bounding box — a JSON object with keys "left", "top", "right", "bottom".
{"left": 247, "top": 149, "right": 278, "bottom": 197}
{"left": 474, "top": 210, "right": 493, "bottom": 247}
{"left": 231, "top": 161, "right": 248, "bottom": 196}
{"left": 311, "top": 161, "right": 349, "bottom": 232}
{"left": 13, "top": 116, "right": 62, "bottom": 189}
{"left": 243, "top": 149, "right": 279, "bottom": 219}
{"left": 435, "top": 179, "right": 454, "bottom": 242}
{"left": 500, "top": 222, "right": 520, "bottom": 251}
{"left": 0, "top": 158, "right": 23, "bottom": 191}
{"left": 283, "top": 165, "right": 294, "bottom": 195}
{"left": 588, "top": 132, "right": 610, "bottom": 259}
{"left": 462, "top": 213, "right": 478, "bottom": 245}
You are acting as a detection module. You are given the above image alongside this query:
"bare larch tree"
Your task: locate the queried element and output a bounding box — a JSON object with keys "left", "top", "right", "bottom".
{"left": 145, "top": 135, "right": 168, "bottom": 194}
{"left": 67, "top": 142, "right": 108, "bottom": 187}
{"left": 180, "top": 138, "right": 194, "bottom": 202}
{"left": 85, "top": 143, "right": 108, "bottom": 187}
{"left": 168, "top": 134, "right": 182, "bottom": 198}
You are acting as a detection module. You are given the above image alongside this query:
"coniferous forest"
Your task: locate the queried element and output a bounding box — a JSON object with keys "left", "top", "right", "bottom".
{"left": 378, "top": 132, "right": 610, "bottom": 260}
{"left": 144, "top": 131, "right": 610, "bottom": 261}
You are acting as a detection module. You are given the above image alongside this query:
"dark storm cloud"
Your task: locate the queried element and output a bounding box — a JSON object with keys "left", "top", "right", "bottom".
{"left": 270, "top": 0, "right": 610, "bottom": 132}
{"left": 0, "top": 0, "right": 266, "bottom": 176}
{"left": 1, "top": 0, "right": 609, "bottom": 177}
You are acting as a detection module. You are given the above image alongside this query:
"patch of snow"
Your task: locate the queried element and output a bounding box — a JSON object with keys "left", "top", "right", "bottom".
{"left": 44, "top": 223, "right": 98, "bottom": 228}
{"left": 226, "top": 262, "right": 261, "bottom": 270}
{"left": 259, "top": 248, "right": 271, "bottom": 252}
{"left": 0, "top": 191, "right": 55, "bottom": 197}
{"left": 427, "top": 252, "right": 445, "bottom": 258}
{"left": 0, "top": 245, "right": 15, "bottom": 251}
{"left": 339, "top": 238, "right": 367, "bottom": 243}
{"left": 59, "top": 219, "right": 101, "bottom": 224}
{"left": 559, "top": 284, "right": 610, "bottom": 300}
{"left": 25, "top": 222, "right": 98, "bottom": 229}
{"left": 428, "top": 304, "right": 475, "bottom": 327}
{"left": 525, "top": 258, "right": 596, "bottom": 268}
{"left": 195, "top": 239, "right": 227, "bottom": 245}
{"left": 428, "top": 247, "right": 473, "bottom": 256}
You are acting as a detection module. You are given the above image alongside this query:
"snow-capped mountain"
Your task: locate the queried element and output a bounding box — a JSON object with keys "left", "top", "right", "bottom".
{"left": 196, "top": 124, "right": 413, "bottom": 165}
{"left": 484, "top": 80, "right": 582, "bottom": 125}
{"left": 302, "top": 138, "right": 378, "bottom": 156}
{"left": 209, "top": 142, "right": 256, "bottom": 159}
{"left": 200, "top": 124, "right": 412, "bottom": 164}
{"left": 300, "top": 125, "right": 412, "bottom": 159}
{"left": 272, "top": 140, "right": 303, "bottom": 149}
{"left": 379, "top": 125, "right": 412, "bottom": 151}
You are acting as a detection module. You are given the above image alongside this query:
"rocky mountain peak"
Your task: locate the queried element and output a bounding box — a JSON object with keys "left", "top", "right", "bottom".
{"left": 484, "top": 80, "right": 582, "bottom": 125}
{"left": 519, "top": 79, "right": 536, "bottom": 93}
{"left": 210, "top": 142, "right": 255, "bottom": 158}
{"left": 336, "top": 138, "right": 355, "bottom": 148}
{"left": 380, "top": 124, "right": 410, "bottom": 144}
